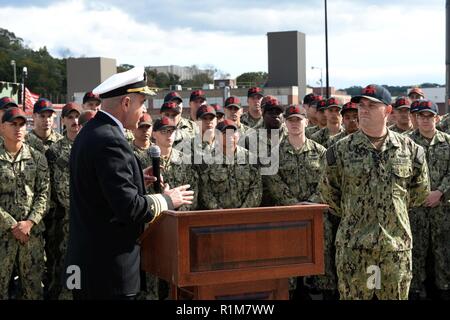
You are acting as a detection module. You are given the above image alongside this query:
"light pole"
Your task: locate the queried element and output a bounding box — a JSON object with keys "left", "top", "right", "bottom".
{"left": 311, "top": 66, "right": 323, "bottom": 97}
{"left": 446, "top": 0, "right": 449, "bottom": 112}
{"left": 10, "top": 60, "right": 17, "bottom": 83}
{"left": 324, "top": 0, "right": 330, "bottom": 98}
{"left": 22, "top": 66, "right": 27, "bottom": 111}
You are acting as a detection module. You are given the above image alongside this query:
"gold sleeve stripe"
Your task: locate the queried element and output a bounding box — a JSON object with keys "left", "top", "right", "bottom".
{"left": 146, "top": 194, "right": 168, "bottom": 217}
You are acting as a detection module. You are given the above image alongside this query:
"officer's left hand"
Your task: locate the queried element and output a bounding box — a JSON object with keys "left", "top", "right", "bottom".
{"left": 425, "top": 190, "right": 443, "bottom": 208}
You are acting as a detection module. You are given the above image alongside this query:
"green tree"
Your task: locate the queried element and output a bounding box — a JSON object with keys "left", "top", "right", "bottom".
{"left": 181, "top": 73, "right": 213, "bottom": 88}
{"left": 236, "top": 72, "right": 268, "bottom": 86}
{"left": 117, "top": 64, "right": 134, "bottom": 73}
{"left": 0, "top": 28, "right": 67, "bottom": 102}
{"left": 155, "top": 72, "right": 170, "bottom": 88}
{"left": 167, "top": 72, "right": 180, "bottom": 86}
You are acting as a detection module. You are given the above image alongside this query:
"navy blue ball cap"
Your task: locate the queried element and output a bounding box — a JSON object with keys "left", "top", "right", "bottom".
{"left": 2, "top": 107, "right": 27, "bottom": 123}
{"left": 351, "top": 84, "right": 392, "bottom": 106}
{"left": 416, "top": 99, "right": 438, "bottom": 115}
{"left": 33, "top": 98, "right": 55, "bottom": 114}
{"left": 164, "top": 91, "right": 183, "bottom": 103}
{"left": 0, "top": 97, "right": 19, "bottom": 110}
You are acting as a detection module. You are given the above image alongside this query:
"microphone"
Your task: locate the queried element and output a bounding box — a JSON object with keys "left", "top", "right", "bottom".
{"left": 148, "top": 145, "right": 161, "bottom": 193}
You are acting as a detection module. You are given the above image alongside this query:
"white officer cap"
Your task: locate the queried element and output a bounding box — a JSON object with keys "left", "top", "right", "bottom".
{"left": 92, "top": 66, "right": 156, "bottom": 99}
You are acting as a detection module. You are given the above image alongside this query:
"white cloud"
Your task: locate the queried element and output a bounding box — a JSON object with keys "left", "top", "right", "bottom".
{"left": 0, "top": 0, "right": 445, "bottom": 88}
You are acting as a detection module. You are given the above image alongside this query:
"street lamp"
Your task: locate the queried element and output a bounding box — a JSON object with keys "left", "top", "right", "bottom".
{"left": 324, "top": 0, "right": 330, "bottom": 98}
{"left": 22, "top": 66, "right": 27, "bottom": 111}
{"left": 311, "top": 66, "right": 323, "bottom": 97}
{"left": 10, "top": 60, "right": 17, "bottom": 83}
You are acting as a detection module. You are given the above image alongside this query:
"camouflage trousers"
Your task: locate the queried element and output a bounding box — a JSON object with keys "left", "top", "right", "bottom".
{"left": 0, "top": 233, "right": 45, "bottom": 299}
{"left": 409, "top": 207, "right": 429, "bottom": 293}
{"left": 336, "top": 247, "right": 412, "bottom": 300}
{"left": 137, "top": 273, "right": 161, "bottom": 300}
{"left": 306, "top": 211, "right": 339, "bottom": 291}
{"left": 429, "top": 205, "right": 450, "bottom": 290}
{"left": 45, "top": 209, "right": 72, "bottom": 300}
{"left": 409, "top": 205, "right": 450, "bottom": 291}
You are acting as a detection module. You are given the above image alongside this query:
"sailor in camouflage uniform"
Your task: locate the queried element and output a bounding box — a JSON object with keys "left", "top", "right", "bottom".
{"left": 305, "top": 95, "right": 326, "bottom": 138}
{"left": 211, "top": 103, "right": 225, "bottom": 123}
{"left": 0, "top": 97, "right": 19, "bottom": 142}
{"left": 25, "top": 98, "right": 63, "bottom": 153}
{"left": 188, "top": 90, "right": 207, "bottom": 122}
{"left": 244, "top": 95, "right": 288, "bottom": 150}
{"left": 408, "top": 88, "right": 425, "bottom": 130}
{"left": 389, "top": 96, "right": 414, "bottom": 134}
{"left": 408, "top": 100, "right": 450, "bottom": 300}
{"left": 240, "top": 87, "right": 264, "bottom": 129}
{"left": 223, "top": 96, "right": 251, "bottom": 140}
{"left": 199, "top": 120, "right": 262, "bottom": 210}
{"left": 308, "top": 97, "right": 345, "bottom": 298}
{"left": 437, "top": 112, "right": 450, "bottom": 134}
{"left": 191, "top": 105, "right": 218, "bottom": 163}
{"left": 408, "top": 87, "right": 425, "bottom": 104}
{"left": 151, "top": 117, "right": 199, "bottom": 211}
{"left": 303, "top": 93, "right": 319, "bottom": 129}
{"left": 328, "top": 102, "right": 359, "bottom": 147}
{"left": 161, "top": 93, "right": 198, "bottom": 147}
{"left": 45, "top": 103, "right": 81, "bottom": 300}
{"left": 262, "top": 105, "right": 327, "bottom": 298}
{"left": 263, "top": 105, "right": 325, "bottom": 205}
{"left": 130, "top": 113, "right": 159, "bottom": 301}
{"left": 311, "top": 97, "right": 345, "bottom": 148}
{"left": 245, "top": 96, "right": 287, "bottom": 206}
{"left": 147, "top": 117, "right": 200, "bottom": 300}
{"left": 0, "top": 108, "right": 50, "bottom": 299}
{"left": 81, "top": 91, "right": 101, "bottom": 112}
{"left": 24, "top": 98, "right": 62, "bottom": 298}
{"left": 320, "top": 85, "right": 430, "bottom": 300}
{"left": 131, "top": 113, "right": 153, "bottom": 169}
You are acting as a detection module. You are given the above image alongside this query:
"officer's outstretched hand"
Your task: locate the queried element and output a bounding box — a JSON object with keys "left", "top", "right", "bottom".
{"left": 163, "top": 184, "right": 194, "bottom": 209}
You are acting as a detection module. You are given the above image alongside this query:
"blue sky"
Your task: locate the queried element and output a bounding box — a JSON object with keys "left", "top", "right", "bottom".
{"left": 0, "top": 0, "right": 445, "bottom": 88}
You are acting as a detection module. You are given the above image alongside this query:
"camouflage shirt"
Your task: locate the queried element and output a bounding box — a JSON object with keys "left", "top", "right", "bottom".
{"left": 436, "top": 113, "right": 450, "bottom": 133}
{"left": 319, "top": 129, "right": 430, "bottom": 251}
{"left": 327, "top": 130, "right": 355, "bottom": 147}
{"left": 46, "top": 136, "right": 74, "bottom": 210}
{"left": 237, "top": 122, "right": 251, "bottom": 136}
{"left": 174, "top": 117, "right": 199, "bottom": 147}
{"left": 0, "top": 143, "right": 50, "bottom": 234}
{"left": 305, "top": 125, "right": 321, "bottom": 138}
{"left": 263, "top": 138, "right": 326, "bottom": 205}
{"left": 25, "top": 129, "right": 63, "bottom": 154}
{"left": 241, "top": 112, "right": 263, "bottom": 129}
{"left": 409, "top": 129, "right": 450, "bottom": 199}
{"left": 189, "top": 136, "right": 216, "bottom": 165}
{"left": 198, "top": 146, "right": 262, "bottom": 209}
{"left": 148, "top": 148, "right": 199, "bottom": 211}
{"left": 389, "top": 124, "right": 414, "bottom": 135}
{"left": 124, "top": 129, "right": 135, "bottom": 143}
{"left": 243, "top": 124, "right": 288, "bottom": 154}
{"left": 310, "top": 126, "right": 345, "bottom": 148}
{"left": 131, "top": 142, "right": 152, "bottom": 169}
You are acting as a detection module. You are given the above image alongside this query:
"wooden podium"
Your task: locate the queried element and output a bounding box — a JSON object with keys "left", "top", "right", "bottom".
{"left": 140, "top": 204, "right": 327, "bottom": 300}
